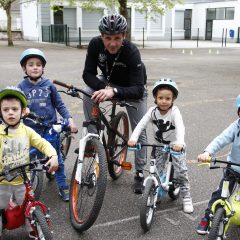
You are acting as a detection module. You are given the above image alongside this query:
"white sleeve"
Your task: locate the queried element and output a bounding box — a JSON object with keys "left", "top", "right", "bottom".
{"left": 172, "top": 107, "right": 185, "bottom": 145}
{"left": 129, "top": 107, "right": 153, "bottom": 142}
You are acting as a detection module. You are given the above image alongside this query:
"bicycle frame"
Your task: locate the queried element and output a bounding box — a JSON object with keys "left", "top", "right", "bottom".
{"left": 206, "top": 159, "right": 240, "bottom": 238}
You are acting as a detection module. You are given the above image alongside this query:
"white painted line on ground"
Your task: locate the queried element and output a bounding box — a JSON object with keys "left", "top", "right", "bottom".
{"left": 93, "top": 199, "right": 209, "bottom": 229}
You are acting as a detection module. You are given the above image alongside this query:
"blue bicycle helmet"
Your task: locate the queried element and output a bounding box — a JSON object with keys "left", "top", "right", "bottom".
{"left": 98, "top": 14, "right": 127, "bottom": 35}
{"left": 20, "top": 48, "right": 47, "bottom": 67}
{"left": 0, "top": 86, "right": 28, "bottom": 108}
{"left": 235, "top": 95, "right": 240, "bottom": 108}
{"left": 152, "top": 78, "right": 179, "bottom": 98}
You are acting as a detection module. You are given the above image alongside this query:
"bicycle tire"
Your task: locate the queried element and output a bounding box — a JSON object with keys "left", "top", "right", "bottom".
{"left": 60, "top": 132, "right": 72, "bottom": 160}
{"left": 107, "top": 111, "right": 129, "bottom": 180}
{"left": 168, "top": 165, "right": 180, "bottom": 200}
{"left": 140, "top": 179, "right": 156, "bottom": 232}
{"left": 208, "top": 207, "right": 226, "bottom": 240}
{"left": 31, "top": 170, "right": 44, "bottom": 201}
{"left": 32, "top": 208, "right": 53, "bottom": 240}
{"left": 69, "top": 138, "right": 107, "bottom": 232}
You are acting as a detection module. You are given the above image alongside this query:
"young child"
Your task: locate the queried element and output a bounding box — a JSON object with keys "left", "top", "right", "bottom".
{"left": 196, "top": 95, "right": 240, "bottom": 235}
{"left": 18, "top": 48, "right": 78, "bottom": 202}
{"left": 0, "top": 86, "right": 58, "bottom": 239}
{"left": 128, "top": 78, "right": 194, "bottom": 213}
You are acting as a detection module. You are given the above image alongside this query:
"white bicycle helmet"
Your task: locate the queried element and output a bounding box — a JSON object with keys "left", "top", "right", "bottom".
{"left": 20, "top": 48, "right": 47, "bottom": 67}
{"left": 98, "top": 14, "right": 127, "bottom": 35}
{"left": 152, "top": 78, "right": 178, "bottom": 98}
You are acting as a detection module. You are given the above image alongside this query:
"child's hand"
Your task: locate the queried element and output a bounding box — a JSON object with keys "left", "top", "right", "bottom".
{"left": 45, "top": 155, "right": 58, "bottom": 172}
{"left": 68, "top": 118, "right": 78, "bottom": 133}
{"left": 128, "top": 140, "right": 137, "bottom": 147}
{"left": 197, "top": 152, "right": 210, "bottom": 162}
{"left": 172, "top": 144, "right": 184, "bottom": 152}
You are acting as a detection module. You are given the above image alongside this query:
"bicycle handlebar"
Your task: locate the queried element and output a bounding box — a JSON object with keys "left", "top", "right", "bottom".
{"left": 53, "top": 80, "right": 138, "bottom": 110}
{"left": 0, "top": 158, "right": 49, "bottom": 182}
{"left": 128, "top": 143, "right": 183, "bottom": 155}
{"left": 198, "top": 158, "right": 240, "bottom": 169}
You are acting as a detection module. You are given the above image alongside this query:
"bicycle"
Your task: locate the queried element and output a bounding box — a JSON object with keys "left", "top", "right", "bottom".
{"left": 199, "top": 158, "right": 240, "bottom": 240}
{"left": 129, "top": 143, "right": 181, "bottom": 232}
{"left": 25, "top": 112, "right": 71, "bottom": 200}
{"left": 0, "top": 158, "right": 53, "bottom": 239}
{"left": 53, "top": 80, "right": 133, "bottom": 232}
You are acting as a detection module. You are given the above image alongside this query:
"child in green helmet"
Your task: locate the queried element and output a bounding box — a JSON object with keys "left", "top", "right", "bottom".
{"left": 0, "top": 86, "right": 58, "bottom": 239}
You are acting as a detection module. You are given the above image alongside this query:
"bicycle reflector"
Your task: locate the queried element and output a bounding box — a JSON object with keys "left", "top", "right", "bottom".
{"left": 91, "top": 105, "right": 100, "bottom": 118}
{"left": 121, "top": 161, "right": 132, "bottom": 170}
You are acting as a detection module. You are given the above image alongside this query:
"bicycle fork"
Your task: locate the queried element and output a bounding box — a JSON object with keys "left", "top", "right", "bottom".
{"left": 74, "top": 125, "right": 102, "bottom": 183}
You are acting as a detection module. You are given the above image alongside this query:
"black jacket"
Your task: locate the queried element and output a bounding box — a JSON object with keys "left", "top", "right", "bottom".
{"left": 82, "top": 36, "right": 146, "bottom": 99}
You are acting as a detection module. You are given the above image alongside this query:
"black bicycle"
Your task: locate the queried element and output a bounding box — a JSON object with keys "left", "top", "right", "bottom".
{"left": 53, "top": 80, "right": 134, "bottom": 232}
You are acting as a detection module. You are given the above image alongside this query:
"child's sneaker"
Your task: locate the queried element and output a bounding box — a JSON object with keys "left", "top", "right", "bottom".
{"left": 182, "top": 197, "right": 194, "bottom": 213}
{"left": 29, "top": 231, "right": 37, "bottom": 239}
{"left": 59, "top": 186, "right": 69, "bottom": 202}
{"left": 196, "top": 217, "right": 209, "bottom": 235}
{"left": 134, "top": 171, "right": 144, "bottom": 194}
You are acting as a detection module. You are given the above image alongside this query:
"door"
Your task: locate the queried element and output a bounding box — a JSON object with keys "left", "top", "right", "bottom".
{"left": 184, "top": 18, "right": 191, "bottom": 39}
{"left": 205, "top": 20, "right": 213, "bottom": 40}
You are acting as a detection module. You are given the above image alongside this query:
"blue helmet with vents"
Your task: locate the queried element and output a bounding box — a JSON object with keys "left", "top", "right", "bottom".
{"left": 152, "top": 78, "right": 178, "bottom": 98}
{"left": 20, "top": 48, "right": 46, "bottom": 67}
{"left": 235, "top": 95, "right": 240, "bottom": 108}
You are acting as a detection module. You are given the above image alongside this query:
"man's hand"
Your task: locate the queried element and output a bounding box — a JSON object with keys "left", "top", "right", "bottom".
{"left": 68, "top": 118, "right": 78, "bottom": 133}
{"left": 45, "top": 155, "right": 58, "bottom": 173}
{"left": 128, "top": 140, "right": 137, "bottom": 147}
{"left": 91, "top": 87, "right": 114, "bottom": 103}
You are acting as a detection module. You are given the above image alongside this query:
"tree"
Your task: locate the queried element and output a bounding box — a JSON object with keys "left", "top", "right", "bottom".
{"left": 81, "top": 0, "right": 181, "bottom": 22}
{"left": 0, "top": 0, "right": 15, "bottom": 46}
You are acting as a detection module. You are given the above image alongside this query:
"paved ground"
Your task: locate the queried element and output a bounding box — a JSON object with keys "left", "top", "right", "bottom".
{"left": 0, "top": 40, "right": 240, "bottom": 239}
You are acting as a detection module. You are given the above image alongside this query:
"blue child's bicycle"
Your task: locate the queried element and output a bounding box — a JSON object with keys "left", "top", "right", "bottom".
{"left": 25, "top": 113, "right": 72, "bottom": 200}
{"left": 129, "top": 143, "right": 181, "bottom": 232}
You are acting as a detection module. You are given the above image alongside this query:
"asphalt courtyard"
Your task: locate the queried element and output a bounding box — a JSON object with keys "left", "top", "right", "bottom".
{"left": 0, "top": 40, "right": 240, "bottom": 239}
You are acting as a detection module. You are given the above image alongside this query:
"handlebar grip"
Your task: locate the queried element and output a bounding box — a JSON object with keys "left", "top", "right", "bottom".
{"left": 53, "top": 80, "right": 73, "bottom": 89}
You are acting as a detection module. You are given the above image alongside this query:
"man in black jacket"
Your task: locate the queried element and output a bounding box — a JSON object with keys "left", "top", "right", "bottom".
{"left": 82, "top": 13, "right": 147, "bottom": 194}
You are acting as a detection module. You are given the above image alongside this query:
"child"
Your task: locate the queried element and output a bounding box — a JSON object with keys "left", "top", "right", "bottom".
{"left": 196, "top": 95, "right": 240, "bottom": 235}
{"left": 128, "top": 78, "right": 194, "bottom": 213}
{"left": 18, "top": 48, "right": 78, "bottom": 202}
{"left": 0, "top": 86, "right": 58, "bottom": 239}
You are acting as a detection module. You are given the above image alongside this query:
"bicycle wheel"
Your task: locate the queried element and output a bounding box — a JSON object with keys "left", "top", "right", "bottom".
{"left": 32, "top": 208, "right": 53, "bottom": 240}
{"left": 31, "top": 170, "right": 44, "bottom": 201}
{"left": 107, "top": 111, "right": 129, "bottom": 180}
{"left": 69, "top": 138, "right": 107, "bottom": 232}
{"left": 168, "top": 165, "right": 180, "bottom": 200}
{"left": 140, "top": 179, "right": 156, "bottom": 232}
{"left": 208, "top": 207, "right": 226, "bottom": 240}
{"left": 60, "top": 132, "right": 72, "bottom": 160}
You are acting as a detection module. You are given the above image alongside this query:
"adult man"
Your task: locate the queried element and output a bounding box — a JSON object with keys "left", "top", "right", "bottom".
{"left": 82, "top": 13, "right": 147, "bottom": 194}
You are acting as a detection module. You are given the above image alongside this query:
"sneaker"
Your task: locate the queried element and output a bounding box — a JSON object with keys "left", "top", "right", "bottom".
{"left": 134, "top": 171, "right": 144, "bottom": 194}
{"left": 182, "top": 197, "right": 194, "bottom": 213}
{"left": 196, "top": 217, "right": 209, "bottom": 235}
{"left": 59, "top": 186, "right": 69, "bottom": 202}
{"left": 29, "top": 231, "right": 37, "bottom": 239}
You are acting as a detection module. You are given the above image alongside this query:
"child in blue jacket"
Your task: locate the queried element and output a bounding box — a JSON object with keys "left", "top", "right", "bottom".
{"left": 197, "top": 95, "right": 240, "bottom": 235}
{"left": 18, "top": 48, "right": 78, "bottom": 202}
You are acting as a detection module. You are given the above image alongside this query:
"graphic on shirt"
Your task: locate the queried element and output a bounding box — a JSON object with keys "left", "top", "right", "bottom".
{"left": 1, "top": 137, "right": 29, "bottom": 171}
{"left": 98, "top": 53, "right": 107, "bottom": 63}
{"left": 25, "top": 87, "right": 50, "bottom": 108}
{"left": 153, "top": 119, "right": 175, "bottom": 144}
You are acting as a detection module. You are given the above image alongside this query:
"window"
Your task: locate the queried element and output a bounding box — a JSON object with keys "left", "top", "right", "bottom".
{"left": 135, "top": 10, "right": 147, "bottom": 29}
{"left": 150, "top": 13, "right": 162, "bottom": 30}
{"left": 207, "top": 7, "right": 234, "bottom": 20}
{"left": 175, "top": 10, "right": 184, "bottom": 30}
{"left": 216, "top": 8, "right": 224, "bottom": 20}
{"left": 226, "top": 7, "right": 234, "bottom": 20}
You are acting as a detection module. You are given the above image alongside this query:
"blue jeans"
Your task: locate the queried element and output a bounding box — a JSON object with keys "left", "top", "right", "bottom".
{"left": 30, "top": 127, "right": 68, "bottom": 189}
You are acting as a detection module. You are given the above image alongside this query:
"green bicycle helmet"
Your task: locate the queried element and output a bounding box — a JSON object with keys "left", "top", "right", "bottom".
{"left": 20, "top": 48, "right": 47, "bottom": 67}
{"left": 152, "top": 78, "right": 178, "bottom": 98}
{"left": 0, "top": 86, "right": 28, "bottom": 108}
